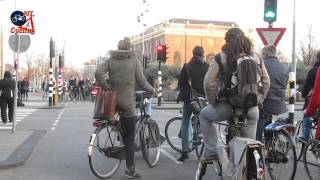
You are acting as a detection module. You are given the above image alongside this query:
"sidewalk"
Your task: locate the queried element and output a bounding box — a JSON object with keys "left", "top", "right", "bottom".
{"left": 0, "top": 93, "right": 63, "bottom": 169}
{"left": 0, "top": 129, "right": 46, "bottom": 168}
{"left": 21, "top": 93, "right": 65, "bottom": 109}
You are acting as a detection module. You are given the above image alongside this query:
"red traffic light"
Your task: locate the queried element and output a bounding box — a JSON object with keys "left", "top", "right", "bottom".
{"left": 157, "top": 45, "right": 163, "bottom": 50}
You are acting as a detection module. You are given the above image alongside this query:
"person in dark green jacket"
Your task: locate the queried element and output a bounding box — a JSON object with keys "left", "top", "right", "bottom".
{"left": 95, "top": 37, "right": 154, "bottom": 179}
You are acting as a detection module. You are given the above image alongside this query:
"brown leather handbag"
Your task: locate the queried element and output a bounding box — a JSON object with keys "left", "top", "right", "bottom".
{"left": 93, "top": 89, "right": 118, "bottom": 121}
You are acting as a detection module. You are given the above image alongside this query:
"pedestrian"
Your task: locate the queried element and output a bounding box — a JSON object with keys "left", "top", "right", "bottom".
{"left": 299, "top": 52, "right": 320, "bottom": 141}
{"left": 95, "top": 37, "right": 154, "bottom": 179}
{"left": 256, "top": 45, "right": 289, "bottom": 141}
{"left": 176, "top": 46, "right": 209, "bottom": 162}
{"left": 0, "top": 71, "right": 15, "bottom": 124}
{"left": 21, "top": 77, "right": 29, "bottom": 101}
{"left": 78, "top": 77, "right": 85, "bottom": 101}
{"left": 42, "top": 76, "right": 49, "bottom": 101}
{"left": 199, "top": 28, "right": 270, "bottom": 161}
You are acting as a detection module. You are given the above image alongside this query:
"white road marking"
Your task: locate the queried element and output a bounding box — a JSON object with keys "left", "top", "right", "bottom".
{"left": 161, "top": 148, "right": 183, "bottom": 164}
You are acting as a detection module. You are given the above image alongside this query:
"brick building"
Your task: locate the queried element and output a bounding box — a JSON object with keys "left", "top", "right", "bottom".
{"left": 131, "top": 18, "right": 253, "bottom": 67}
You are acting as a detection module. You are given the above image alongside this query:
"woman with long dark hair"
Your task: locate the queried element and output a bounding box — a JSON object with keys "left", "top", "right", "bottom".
{"left": 199, "top": 28, "right": 270, "bottom": 160}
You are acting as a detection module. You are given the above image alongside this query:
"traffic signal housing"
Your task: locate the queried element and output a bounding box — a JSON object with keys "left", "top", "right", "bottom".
{"left": 264, "top": 0, "right": 277, "bottom": 23}
{"left": 156, "top": 44, "right": 167, "bottom": 63}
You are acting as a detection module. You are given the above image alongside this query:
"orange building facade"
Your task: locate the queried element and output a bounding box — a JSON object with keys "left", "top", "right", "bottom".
{"left": 131, "top": 18, "right": 253, "bottom": 67}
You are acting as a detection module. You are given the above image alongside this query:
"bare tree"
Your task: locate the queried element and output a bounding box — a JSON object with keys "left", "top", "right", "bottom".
{"left": 298, "top": 26, "right": 319, "bottom": 65}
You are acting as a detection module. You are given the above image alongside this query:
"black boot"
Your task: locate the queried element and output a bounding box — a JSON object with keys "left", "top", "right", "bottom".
{"left": 177, "top": 152, "right": 189, "bottom": 162}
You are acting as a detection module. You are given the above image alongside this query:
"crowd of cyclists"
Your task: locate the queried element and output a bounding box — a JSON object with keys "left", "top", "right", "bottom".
{"left": 91, "top": 29, "right": 320, "bottom": 179}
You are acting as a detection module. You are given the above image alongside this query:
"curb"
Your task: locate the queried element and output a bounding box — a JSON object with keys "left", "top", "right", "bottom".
{"left": 0, "top": 129, "right": 47, "bottom": 169}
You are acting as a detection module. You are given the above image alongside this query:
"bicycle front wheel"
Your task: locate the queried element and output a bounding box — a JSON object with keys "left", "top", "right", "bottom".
{"left": 303, "top": 138, "right": 320, "bottom": 180}
{"left": 165, "top": 116, "right": 193, "bottom": 153}
{"left": 265, "top": 129, "right": 297, "bottom": 180}
{"left": 88, "top": 125, "right": 123, "bottom": 179}
{"left": 141, "top": 119, "right": 161, "bottom": 167}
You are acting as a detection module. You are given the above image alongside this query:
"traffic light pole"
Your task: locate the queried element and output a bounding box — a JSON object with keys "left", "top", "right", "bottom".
{"left": 288, "top": 0, "right": 296, "bottom": 124}
{"left": 49, "top": 38, "right": 54, "bottom": 106}
{"left": 157, "top": 60, "right": 162, "bottom": 106}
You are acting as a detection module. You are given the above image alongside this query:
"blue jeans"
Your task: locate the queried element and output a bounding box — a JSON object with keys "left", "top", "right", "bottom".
{"left": 303, "top": 116, "right": 311, "bottom": 140}
{"left": 256, "top": 110, "right": 272, "bottom": 142}
{"left": 181, "top": 102, "right": 193, "bottom": 152}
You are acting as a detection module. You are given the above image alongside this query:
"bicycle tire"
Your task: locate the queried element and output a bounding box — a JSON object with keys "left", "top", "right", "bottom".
{"left": 88, "top": 125, "right": 123, "bottom": 179}
{"left": 294, "top": 120, "right": 304, "bottom": 161}
{"left": 141, "top": 119, "right": 161, "bottom": 167}
{"left": 165, "top": 116, "right": 193, "bottom": 153}
{"left": 265, "top": 129, "right": 297, "bottom": 180}
{"left": 303, "top": 138, "right": 320, "bottom": 180}
{"left": 192, "top": 116, "right": 203, "bottom": 159}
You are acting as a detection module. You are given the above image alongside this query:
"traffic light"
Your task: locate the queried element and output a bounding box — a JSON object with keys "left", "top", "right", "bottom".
{"left": 156, "top": 44, "right": 167, "bottom": 62}
{"left": 264, "top": 0, "right": 277, "bottom": 23}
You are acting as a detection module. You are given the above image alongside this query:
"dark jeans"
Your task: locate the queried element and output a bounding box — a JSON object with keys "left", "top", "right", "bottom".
{"left": 0, "top": 97, "right": 14, "bottom": 123}
{"left": 256, "top": 110, "right": 272, "bottom": 141}
{"left": 120, "top": 116, "right": 136, "bottom": 170}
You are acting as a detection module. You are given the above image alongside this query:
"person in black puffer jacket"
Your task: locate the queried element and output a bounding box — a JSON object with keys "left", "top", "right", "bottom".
{"left": 0, "top": 71, "right": 15, "bottom": 124}
{"left": 176, "top": 46, "right": 209, "bottom": 162}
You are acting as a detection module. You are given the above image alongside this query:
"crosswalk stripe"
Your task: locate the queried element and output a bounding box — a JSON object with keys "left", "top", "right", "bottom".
{"left": 0, "top": 109, "right": 36, "bottom": 129}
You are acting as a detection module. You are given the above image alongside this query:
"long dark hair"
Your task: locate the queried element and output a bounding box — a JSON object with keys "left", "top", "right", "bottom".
{"left": 222, "top": 34, "right": 253, "bottom": 87}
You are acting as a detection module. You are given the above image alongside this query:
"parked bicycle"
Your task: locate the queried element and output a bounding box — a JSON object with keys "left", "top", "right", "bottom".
{"left": 294, "top": 109, "right": 319, "bottom": 161}
{"left": 88, "top": 91, "right": 161, "bottom": 179}
{"left": 195, "top": 108, "right": 265, "bottom": 180}
{"left": 165, "top": 97, "right": 207, "bottom": 158}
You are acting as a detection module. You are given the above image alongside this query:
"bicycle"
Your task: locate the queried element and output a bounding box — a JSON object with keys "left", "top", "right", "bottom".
{"left": 294, "top": 109, "right": 319, "bottom": 161}
{"left": 165, "top": 97, "right": 207, "bottom": 158}
{"left": 195, "top": 108, "right": 266, "bottom": 180}
{"left": 263, "top": 117, "right": 297, "bottom": 180}
{"left": 302, "top": 124, "right": 320, "bottom": 180}
{"left": 88, "top": 91, "right": 161, "bottom": 179}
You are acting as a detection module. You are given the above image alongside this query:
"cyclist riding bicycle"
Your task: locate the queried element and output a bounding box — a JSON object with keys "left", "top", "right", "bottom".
{"left": 199, "top": 28, "right": 270, "bottom": 162}
{"left": 300, "top": 52, "right": 320, "bottom": 141}
{"left": 176, "top": 46, "right": 209, "bottom": 162}
{"left": 256, "top": 45, "right": 289, "bottom": 141}
{"left": 95, "top": 37, "right": 154, "bottom": 179}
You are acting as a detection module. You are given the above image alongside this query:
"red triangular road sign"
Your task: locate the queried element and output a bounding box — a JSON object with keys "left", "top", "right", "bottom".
{"left": 256, "top": 28, "right": 286, "bottom": 47}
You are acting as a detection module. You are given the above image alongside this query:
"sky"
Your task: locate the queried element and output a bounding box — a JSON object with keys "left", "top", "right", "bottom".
{"left": 0, "top": 0, "right": 319, "bottom": 69}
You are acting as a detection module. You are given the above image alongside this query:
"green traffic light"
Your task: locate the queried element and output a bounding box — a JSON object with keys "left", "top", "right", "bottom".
{"left": 265, "top": 11, "right": 275, "bottom": 18}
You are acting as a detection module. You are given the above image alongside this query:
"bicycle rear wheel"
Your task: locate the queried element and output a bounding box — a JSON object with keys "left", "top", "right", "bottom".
{"left": 141, "top": 119, "right": 161, "bottom": 167}
{"left": 265, "top": 129, "right": 297, "bottom": 180}
{"left": 294, "top": 120, "right": 305, "bottom": 161}
{"left": 165, "top": 116, "right": 193, "bottom": 153}
{"left": 303, "top": 139, "right": 320, "bottom": 180}
{"left": 88, "top": 124, "right": 123, "bottom": 179}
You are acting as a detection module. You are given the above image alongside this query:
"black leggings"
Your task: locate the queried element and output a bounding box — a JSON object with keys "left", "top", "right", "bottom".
{"left": 0, "top": 98, "right": 14, "bottom": 123}
{"left": 120, "top": 116, "right": 136, "bottom": 170}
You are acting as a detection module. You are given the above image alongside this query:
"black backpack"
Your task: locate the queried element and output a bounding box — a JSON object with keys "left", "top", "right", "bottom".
{"left": 216, "top": 54, "right": 264, "bottom": 109}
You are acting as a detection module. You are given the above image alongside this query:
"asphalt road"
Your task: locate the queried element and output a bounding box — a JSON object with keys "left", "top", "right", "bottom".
{"left": 0, "top": 101, "right": 314, "bottom": 180}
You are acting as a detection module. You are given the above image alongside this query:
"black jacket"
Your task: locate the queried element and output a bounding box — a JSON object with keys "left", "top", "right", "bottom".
{"left": 178, "top": 56, "right": 209, "bottom": 103}
{"left": 302, "top": 63, "right": 320, "bottom": 98}
{"left": 0, "top": 78, "right": 15, "bottom": 99}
